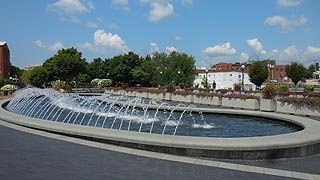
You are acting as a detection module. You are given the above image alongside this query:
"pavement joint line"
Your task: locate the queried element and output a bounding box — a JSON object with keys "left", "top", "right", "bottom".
{"left": 1, "top": 119, "right": 319, "bottom": 180}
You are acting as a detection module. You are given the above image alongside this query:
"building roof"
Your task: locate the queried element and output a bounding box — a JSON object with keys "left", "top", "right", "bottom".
{"left": 0, "top": 41, "right": 7, "bottom": 46}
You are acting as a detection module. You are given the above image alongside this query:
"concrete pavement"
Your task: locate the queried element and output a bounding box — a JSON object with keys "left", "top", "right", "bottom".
{"left": 0, "top": 120, "right": 319, "bottom": 180}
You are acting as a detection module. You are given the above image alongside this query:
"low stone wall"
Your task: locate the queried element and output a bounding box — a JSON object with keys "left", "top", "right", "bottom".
{"left": 105, "top": 90, "right": 320, "bottom": 117}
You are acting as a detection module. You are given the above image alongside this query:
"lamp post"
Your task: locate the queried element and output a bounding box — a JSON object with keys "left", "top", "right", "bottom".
{"left": 205, "top": 69, "right": 208, "bottom": 89}
{"left": 241, "top": 64, "right": 245, "bottom": 92}
{"left": 267, "top": 64, "right": 274, "bottom": 82}
{"left": 160, "top": 71, "right": 163, "bottom": 86}
{"left": 177, "top": 70, "right": 180, "bottom": 85}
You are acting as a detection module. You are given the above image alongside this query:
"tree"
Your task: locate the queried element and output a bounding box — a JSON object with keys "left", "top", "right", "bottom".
{"left": 151, "top": 51, "right": 195, "bottom": 86}
{"left": 21, "top": 70, "right": 32, "bottom": 85}
{"left": 10, "top": 65, "right": 23, "bottom": 79}
{"left": 29, "top": 66, "right": 49, "bottom": 88}
{"left": 248, "top": 61, "right": 268, "bottom": 88}
{"left": 43, "top": 48, "right": 88, "bottom": 83}
{"left": 132, "top": 60, "right": 157, "bottom": 86}
{"left": 106, "top": 52, "right": 141, "bottom": 86}
{"left": 285, "top": 62, "right": 307, "bottom": 86}
{"left": 88, "top": 58, "right": 107, "bottom": 79}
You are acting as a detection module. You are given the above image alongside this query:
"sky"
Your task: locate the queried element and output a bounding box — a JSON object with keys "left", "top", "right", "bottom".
{"left": 1, "top": 0, "right": 320, "bottom": 69}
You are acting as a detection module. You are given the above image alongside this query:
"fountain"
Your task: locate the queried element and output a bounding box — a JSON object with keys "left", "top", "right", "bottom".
{"left": 5, "top": 88, "right": 300, "bottom": 137}
{"left": 1, "top": 88, "right": 320, "bottom": 159}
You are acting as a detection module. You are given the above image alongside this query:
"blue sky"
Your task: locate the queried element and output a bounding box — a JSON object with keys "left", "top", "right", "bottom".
{"left": 1, "top": 0, "right": 319, "bottom": 69}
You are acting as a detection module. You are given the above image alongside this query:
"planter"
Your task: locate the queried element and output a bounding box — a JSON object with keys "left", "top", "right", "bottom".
{"left": 260, "top": 99, "right": 277, "bottom": 112}
{"left": 194, "top": 96, "right": 221, "bottom": 106}
{"left": 222, "top": 97, "right": 259, "bottom": 110}
{"left": 171, "top": 94, "right": 194, "bottom": 103}
{"left": 148, "top": 92, "right": 165, "bottom": 100}
{"left": 104, "top": 89, "right": 112, "bottom": 94}
{"left": 135, "top": 91, "right": 149, "bottom": 98}
{"left": 125, "top": 90, "right": 136, "bottom": 97}
{"left": 276, "top": 101, "right": 320, "bottom": 116}
{"left": 164, "top": 93, "right": 172, "bottom": 101}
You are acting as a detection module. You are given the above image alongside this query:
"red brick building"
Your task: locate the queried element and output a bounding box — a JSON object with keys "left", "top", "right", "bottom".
{"left": 0, "top": 42, "right": 10, "bottom": 79}
{"left": 267, "top": 64, "right": 290, "bottom": 83}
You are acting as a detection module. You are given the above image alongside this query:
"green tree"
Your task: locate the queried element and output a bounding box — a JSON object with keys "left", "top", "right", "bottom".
{"left": 201, "top": 76, "right": 208, "bottom": 88}
{"left": 132, "top": 60, "right": 157, "bottom": 86}
{"left": 285, "top": 62, "right": 307, "bottom": 86}
{"left": 29, "top": 66, "right": 49, "bottom": 88}
{"left": 151, "top": 51, "right": 195, "bottom": 86}
{"left": 106, "top": 52, "right": 141, "bottom": 86}
{"left": 21, "top": 70, "right": 32, "bottom": 85}
{"left": 88, "top": 58, "right": 107, "bottom": 79}
{"left": 10, "top": 65, "right": 23, "bottom": 79}
{"left": 43, "top": 48, "right": 88, "bottom": 83}
{"left": 248, "top": 61, "right": 268, "bottom": 88}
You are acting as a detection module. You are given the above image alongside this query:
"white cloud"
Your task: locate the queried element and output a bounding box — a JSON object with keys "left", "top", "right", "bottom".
{"left": 165, "top": 47, "right": 177, "bottom": 54}
{"left": 303, "top": 46, "right": 320, "bottom": 58}
{"left": 79, "top": 29, "right": 130, "bottom": 56}
{"left": 150, "top": 42, "right": 160, "bottom": 53}
{"left": 49, "top": 0, "right": 97, "bottom": 28}
{"left": 175, "top": 36, "right": 181, "bottom": 41}
{"left": 240, "top": 52, "right": 249, "bottom": 61}
{"left": 202, "top": 42, "right": 237, "bottom": 56}
{"left": 149, "top": 2, "right": 174, "bottom": 22}
{"left": 94, "top": 30, "right": 126, "bottom": 49}
{"left": 48, "top": 0, "right": 92, "bottom": 15}
{"left": 266, "top": 45, "right": 320, "bottom": 65}
{"left": 86, "top": 22, "right": 98, "bottom": 28}
{"left": 181, "top": 0, "right": 192, "bottom": 5}
{"left": 277, "top": 0, "right": 303, "bottom": 8}
{"left": 265, "top": 15, "right": 307, "bottom": 31}
{"left": 35, "top": 40, "right": 64, "bottom": 51}
{"left": 247, "top": 38, "right": 263, "bottom": 52}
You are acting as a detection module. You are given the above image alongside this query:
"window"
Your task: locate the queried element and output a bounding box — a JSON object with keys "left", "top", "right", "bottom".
{"left": 230, "top": 74, "right": 232, "bottom": 76}
{"left": 280, "top": 68, "right": 283, "bottom": 72}
{"left": 238, "top": 75, "right": 241, "bottom": 78}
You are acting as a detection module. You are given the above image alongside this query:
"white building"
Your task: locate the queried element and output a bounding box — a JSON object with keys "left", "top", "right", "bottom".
{"left": 194, "top": 68, "right": 256, "bottom": 91}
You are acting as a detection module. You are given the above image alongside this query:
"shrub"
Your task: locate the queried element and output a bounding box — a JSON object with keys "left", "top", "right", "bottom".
{"left": 97, "top": 79, "right": 112, "bottom": 88}
{"left": 53, "top": 80, "right": 66, "bottom": 89}
{"left": 262, "top": 84, "right": 277, "bottom": 99}
{"left": 234, "top": 83, "right": 241, "bottom": 92}
{"left": 278, "top": 97, "right": 320, "bottom": 106}
{"left": 166, "top": 84, "right": 175, "bottom": 93}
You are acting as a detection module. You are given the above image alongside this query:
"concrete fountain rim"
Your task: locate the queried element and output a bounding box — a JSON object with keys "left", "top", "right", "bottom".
{"left": 1, "top": 98, "right": 320, "bottom": 159}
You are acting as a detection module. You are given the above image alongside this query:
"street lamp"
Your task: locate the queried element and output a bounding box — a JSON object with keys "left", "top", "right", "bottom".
{"left": 267, "top": 64, "right": 274, "bottom": 82}
{"left": 241, "top": 64, "right": 245, "bottom": 92}
{"left": 177, "top": 70, "right": 181, "bottom": 85}
{"left": 205, "top": 69, "right": 208, "bottom": 89}
{"left": 160, "top": 71, "right": 163, "bottom": 86}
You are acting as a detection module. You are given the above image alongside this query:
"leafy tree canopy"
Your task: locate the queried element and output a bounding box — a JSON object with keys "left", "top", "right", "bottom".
{"left": 43, "top": 48, "right": 87, "bottom": 82}
{"left": 285, "top": 62, "right": 307, "bottom": 85}
{"left": 248, "top": 61, "right": 268, "bottom": 88}
{"left": 29, "top": 66, "right": 49, "bottom": 88}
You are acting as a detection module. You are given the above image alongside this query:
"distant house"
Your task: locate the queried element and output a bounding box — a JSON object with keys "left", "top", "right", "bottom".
{"left": 194, "top": 63, "right": 291, "bottom": 90}
{"left": 0, "top": 41, "right": 10, "bottom": 79}
{"left": 194, "top": 63, "right": 256, "bottom": 91}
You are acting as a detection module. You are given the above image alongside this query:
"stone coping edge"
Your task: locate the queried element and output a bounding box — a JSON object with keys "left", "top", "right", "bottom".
{"left": 1, "top": 99, "right": 320, "bottom": 160}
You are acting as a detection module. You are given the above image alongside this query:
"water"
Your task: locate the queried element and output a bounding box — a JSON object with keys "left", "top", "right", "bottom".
{"left": 5, "top": 88, "right": 301, "bottom": 137}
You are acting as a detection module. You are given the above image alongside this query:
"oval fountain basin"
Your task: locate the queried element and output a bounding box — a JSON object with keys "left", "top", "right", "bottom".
{"left": 5, "top": 88, "right": 302, "bottom": 138}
